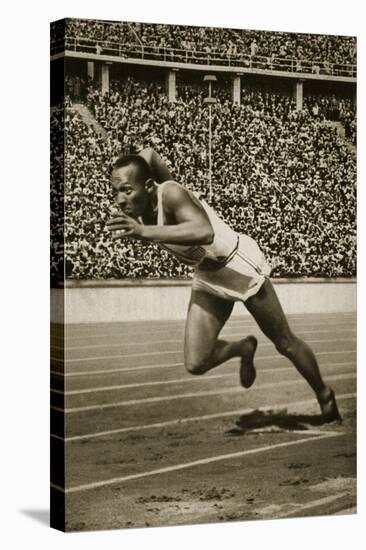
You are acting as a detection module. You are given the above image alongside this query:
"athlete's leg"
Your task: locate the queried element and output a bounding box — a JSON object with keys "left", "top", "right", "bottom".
{"left": 184, "top": 289, "right": 256, "bottom": 377}
{"left": 244, "top": 278, "right": 341, "bottom": 420}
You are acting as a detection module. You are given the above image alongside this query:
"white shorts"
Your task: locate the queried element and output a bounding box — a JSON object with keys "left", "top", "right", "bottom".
{"left": 192, "top": 234, "right": 271, "bottom": 303}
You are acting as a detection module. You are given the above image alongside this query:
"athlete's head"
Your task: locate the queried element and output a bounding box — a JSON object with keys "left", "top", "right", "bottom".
{"left": 111, "top": 154, "right": 154, "bottom": 219}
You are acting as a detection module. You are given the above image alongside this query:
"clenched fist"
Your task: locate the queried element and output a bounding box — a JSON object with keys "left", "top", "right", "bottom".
{"left": 106, "top": 210, "right": 144, "bottom": 239}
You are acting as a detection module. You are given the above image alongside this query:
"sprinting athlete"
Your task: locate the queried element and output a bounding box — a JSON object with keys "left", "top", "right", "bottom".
{"left": 106, "top": 147, "right": 341, "bottom": 422}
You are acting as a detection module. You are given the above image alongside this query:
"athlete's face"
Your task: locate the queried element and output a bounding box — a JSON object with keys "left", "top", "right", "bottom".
{"left": 111, "top": 164, "right": 150, "bottom": 219}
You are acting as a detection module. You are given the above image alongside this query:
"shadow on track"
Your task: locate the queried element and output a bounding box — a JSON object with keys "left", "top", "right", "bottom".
{"left": 225, "top": 408, "right": 326, "bottom": 436}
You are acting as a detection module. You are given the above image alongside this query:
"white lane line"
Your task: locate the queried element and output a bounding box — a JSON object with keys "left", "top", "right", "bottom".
{"left": 276, "top": 492, "right": 353, "bottom": 518}
{"left": 52, "top": 328, "right": 357, "bottom": 351}
{"left": 53, "top": 338, "right": 356, "bottom": 363}
{"left": 51, "top": 349, "right": 180, "bottom": 363}
{"left": 50, "top": 430, "right": 344, "bottom": 494}
{"left": 51, "top": 349, "right": 357, "bottom": 377}
{"left": 52, "top": 312, "right": 355, "bottom": 332}
{"left": 51, "top": 393, "right": 355, "bottom": 442}
{"left": 55, "top": 319, "right": 356, "bottom": 341}
{"left": 51, "top": 313, "right": 355, "bottom": 332}
{"left": 50, "top": 362, "right": 182, "bottom": 377}
{"left": 56, "top": 312, "right": 355, "bottom": 328}
{"left": 51, "top": 373, "right": 355, "bottom": 413}
{"left": 53, "top": 372, "right": 232, "bottom": 395}
{"left": 52, "top": 362, "right": 356, "bottom": 396}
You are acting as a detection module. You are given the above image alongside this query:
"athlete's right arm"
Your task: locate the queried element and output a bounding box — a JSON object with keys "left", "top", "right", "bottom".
{"left": 139, "top": 182, "right": 214, "bottom": 245}
{"left": 107, "top": 182, "right": 214, "bottom": 246}
{"left": 138, "top": 148, "right": 174, "bottom": 183}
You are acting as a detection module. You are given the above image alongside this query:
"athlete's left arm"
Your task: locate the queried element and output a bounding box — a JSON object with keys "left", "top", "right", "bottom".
{"left": 138, "top": 148, "right": 174, "bottom": 183}
{"left": 108, "top": 183, "right": 214, "bottom": 246}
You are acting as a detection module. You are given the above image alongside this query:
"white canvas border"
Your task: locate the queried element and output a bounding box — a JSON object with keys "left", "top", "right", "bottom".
{"left": 1, "top": 0, "right": 364, "bottom": 549}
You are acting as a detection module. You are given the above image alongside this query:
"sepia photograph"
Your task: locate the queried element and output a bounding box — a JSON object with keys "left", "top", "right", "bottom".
{"left": 50, "top": 17, "right": 357, "bottom": 532}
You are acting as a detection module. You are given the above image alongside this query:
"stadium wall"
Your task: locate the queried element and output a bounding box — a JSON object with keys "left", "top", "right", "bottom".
{"left": 51, "top": 279, "right": 356, "bottom": 324}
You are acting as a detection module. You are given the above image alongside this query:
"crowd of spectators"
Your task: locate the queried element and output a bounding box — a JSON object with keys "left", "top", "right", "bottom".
{"left": 50, "top": 104, "right": 65, "bottom": 282}
{"left": 131, "top": 22, "right": 356, "bottom": 69}
{"left": 51, "top": 100, "right": 190, "bottom": 281}
{"left": 50, "top": 75, "right": 356, "bottom": 282}
{"left": 51, "top": 19, "right": 356, "bottom": 75}
{"left": 51, "top": 19, "right": 136, "bottom": 47}
{"left": 304, "top": 94, "right": 356, "bottom": 143}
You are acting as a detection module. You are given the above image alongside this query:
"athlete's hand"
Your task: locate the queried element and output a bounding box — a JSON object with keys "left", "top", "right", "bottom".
{"left": 106, "top": 212, "right": 144, "bottom": 240}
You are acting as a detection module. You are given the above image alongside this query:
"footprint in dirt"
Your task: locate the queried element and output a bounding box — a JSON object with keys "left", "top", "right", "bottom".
{"left": 288, "top": 462, "right": 311, "bottom": 469}
{"left": 333, "top": 452, "right": 356, "bottom": 459}
{"left": 198, "top": 487, "right": 236, "bottom": 501}
{"left": 280, "top": 478, "right": 310, "bottom": 486}
{"left": 136, "top": 495, "right": 182, "bottom": 504}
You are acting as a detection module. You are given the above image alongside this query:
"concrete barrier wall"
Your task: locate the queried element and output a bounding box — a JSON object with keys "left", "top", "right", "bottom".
{"left": 51, "top": 286, "right": 64, "bottom": 324}
{"left": 51, "top": 279, "right": 356, "bottom": 324}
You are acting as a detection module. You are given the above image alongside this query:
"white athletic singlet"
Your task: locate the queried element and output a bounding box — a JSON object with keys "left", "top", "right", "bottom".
{"left": 156, "top": 181, "right": 239, "bottom": 271}
{"left": 155, "top": 180, "right": 271, "bottom": 302}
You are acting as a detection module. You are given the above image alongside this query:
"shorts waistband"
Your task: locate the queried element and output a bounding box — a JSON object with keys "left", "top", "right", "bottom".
{"left": 197, "top": 236, "right": 240, "bottom": 272}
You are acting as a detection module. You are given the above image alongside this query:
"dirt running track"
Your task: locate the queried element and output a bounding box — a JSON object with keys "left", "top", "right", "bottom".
{"left": 50, "top": 312, "right": 356, "bottom": 531}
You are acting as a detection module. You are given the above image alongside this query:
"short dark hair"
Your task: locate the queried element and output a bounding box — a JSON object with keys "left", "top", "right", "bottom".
{"left": 113, "top": 154, "right": 152, "bottom": 184}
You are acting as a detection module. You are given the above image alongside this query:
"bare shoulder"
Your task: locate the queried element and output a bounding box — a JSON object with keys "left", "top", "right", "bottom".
{"left": 161, "top": 181, "right": 190, "bottom": 210}
{"left": 160, "top": 182, "right": 211, "bottom": 229}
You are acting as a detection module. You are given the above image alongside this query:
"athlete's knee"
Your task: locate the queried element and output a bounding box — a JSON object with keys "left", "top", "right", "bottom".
{"left": 275, "top": 333, "right": 297, "bottom": 358}
{"left": 184, "top": 356, "right": 209, "bottom": 375}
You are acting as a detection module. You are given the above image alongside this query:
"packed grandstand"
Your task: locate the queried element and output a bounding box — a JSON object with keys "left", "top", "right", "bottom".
{"left": 50, "top": 81, "right": 356, "bottom": 281}
{"left": 50, "top": 19, "right": 356, "bottom": 77}
{"left": 50, "top": 21, "right": 356, "bottom": 282}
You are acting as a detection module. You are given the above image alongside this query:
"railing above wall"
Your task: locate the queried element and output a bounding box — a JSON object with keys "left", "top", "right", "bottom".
{"left": 50, "top": 36, "right": 357, "bottom": 80}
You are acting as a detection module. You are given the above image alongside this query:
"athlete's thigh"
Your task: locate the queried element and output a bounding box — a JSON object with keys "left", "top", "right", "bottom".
{"left": 184, "top": 289, "right": 234, "bottom": 365}
{"left": 244, "top": 278, "right": 292, "bottom": 343}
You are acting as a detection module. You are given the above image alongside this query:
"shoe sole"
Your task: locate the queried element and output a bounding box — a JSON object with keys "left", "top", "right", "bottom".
{"left": 239, "top": 336, "right": 258, "bottom": 389}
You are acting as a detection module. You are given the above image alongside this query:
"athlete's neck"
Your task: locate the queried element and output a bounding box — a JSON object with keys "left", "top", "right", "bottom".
{"left": 142, "top": 190, "right": 158, "bottom": 225}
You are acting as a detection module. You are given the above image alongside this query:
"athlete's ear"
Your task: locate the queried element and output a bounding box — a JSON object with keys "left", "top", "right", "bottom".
{"left": 145, "top": 178, "right": 155, "bottom": 194}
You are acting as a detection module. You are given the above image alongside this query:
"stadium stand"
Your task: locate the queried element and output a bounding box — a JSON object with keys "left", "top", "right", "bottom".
{"left": 50, "top": 103, "right": 65, "bottom": 281}
{"left": 50, "top": 72, "right": 356, "bottom": 282}
{"left": 50, "top": 19, "right": 356, "bottom": 77}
